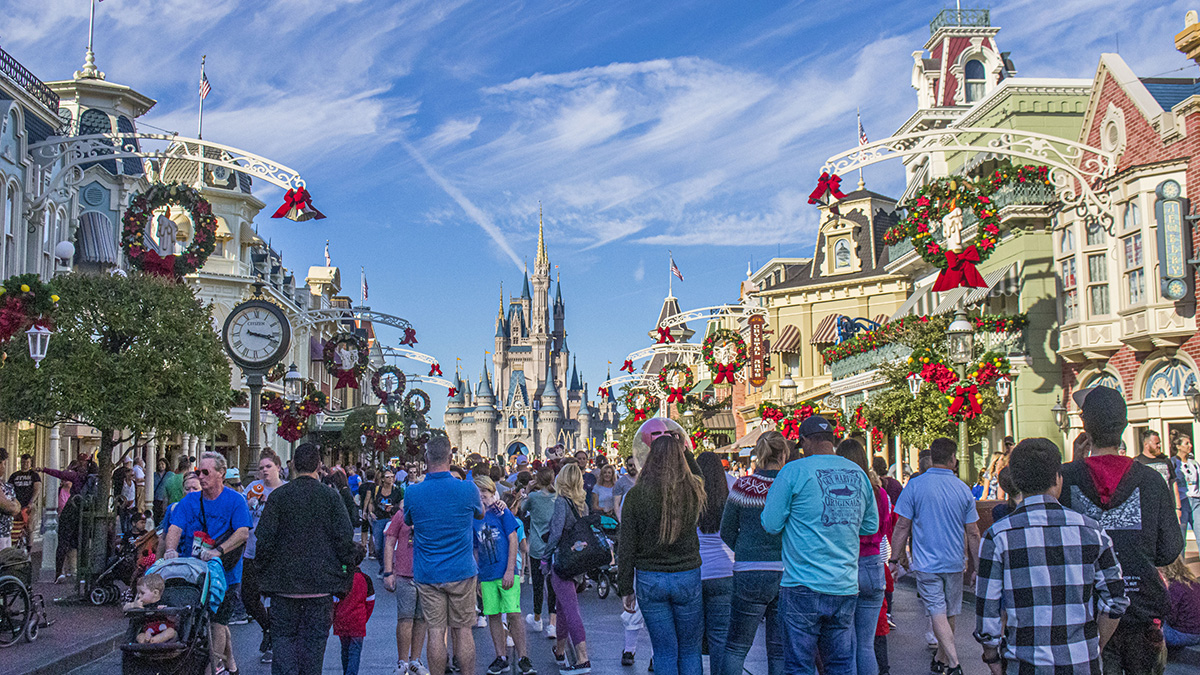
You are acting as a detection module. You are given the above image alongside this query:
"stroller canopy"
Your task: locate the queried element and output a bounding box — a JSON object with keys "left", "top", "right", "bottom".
{"left": 145, "top": 557, "right": 226, "bottom": 611}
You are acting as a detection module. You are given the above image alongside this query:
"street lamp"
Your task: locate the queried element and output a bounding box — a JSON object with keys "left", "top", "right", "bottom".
{"left": 946, "top": 307, "right": 975, "bottom": 481}
{"left": 1186, "top": 384, "right": 1200, "bottom": 422}
{"left": 376, "top": 404, "right": 389, "bottom": 430}
{"left": 1052, "top": 396, "right": 1069, "bottom": 433}
{"left": 907, "top": 371, "right": 923, "bottom": 397}
{"left": 779, "top": 368, "right": 797, "bottom": 404}
{"left": 996, "top": 374, "right": 1011, "bottom": 401}
{"left": 26, "top": 324, "right": 51, "bottom": 368}
{"left": 284, "top": 363, "right": 302, "bottom": 402}
{"left": 408, "top": 421, "right": 420, "bottom": 440}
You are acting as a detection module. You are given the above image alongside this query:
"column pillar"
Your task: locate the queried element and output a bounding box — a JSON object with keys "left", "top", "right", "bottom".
{"left": 145, "top": 438, "right": 157, "bottom": 520}
{"left": 39, "top": 425, "right": 61, "bottom": 581}
{"left": 180, "top": 433, "right": 191, "bottom": 462}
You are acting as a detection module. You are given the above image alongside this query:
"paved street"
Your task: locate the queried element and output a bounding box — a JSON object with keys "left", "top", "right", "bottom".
{"left": 54, "top": 569, "right": 1094, "bottom": 675}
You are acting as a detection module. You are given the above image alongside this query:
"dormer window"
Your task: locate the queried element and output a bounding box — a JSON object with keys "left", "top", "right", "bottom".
{"left": 834, "top": 239, "right": 851, "bottom": 269}
{"left": 965, "top": 60, "right": 986, "bottom": 103}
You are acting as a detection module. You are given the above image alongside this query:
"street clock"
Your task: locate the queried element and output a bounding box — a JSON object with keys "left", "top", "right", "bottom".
{"left": 222, "top": 298, "right": 291, "bottom": 370}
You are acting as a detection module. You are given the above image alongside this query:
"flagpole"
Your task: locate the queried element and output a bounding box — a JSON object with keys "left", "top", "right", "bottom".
{"left": 198, "top": 56, "right": 206, "bottom": 140}
{"left": 857, "top": 108, "right": 865, "bottom": 190}
{"left": 668, "top": 250, "right": 673, "bottom": 297}
{"left": 360, "top": 267, "right": 365, "bottom": 307}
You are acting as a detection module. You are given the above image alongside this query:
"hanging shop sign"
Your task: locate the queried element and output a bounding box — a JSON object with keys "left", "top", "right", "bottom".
{"left": 748, "top": 314, "right": 767, "bottom": 388}
{"left": 1155, "top": 179, "right": 1191, "bottom": 301}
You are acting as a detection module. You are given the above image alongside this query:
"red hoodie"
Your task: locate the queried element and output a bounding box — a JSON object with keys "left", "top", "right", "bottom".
{"left": 332, "top": 570, "right": 375, "bottom": 638}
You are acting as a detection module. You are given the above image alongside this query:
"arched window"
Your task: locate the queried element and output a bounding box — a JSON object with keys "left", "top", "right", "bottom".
{"left": 5, "top": 184, "right": 17, "bottom": 275}
{"left": 965, "top": 59, "right": 986, "bottom": 103}
{"left": 508, "top": 416, "right": 517, "bottom": 428}
{"left": 78, "top": 109, "right": 117, "bottom": 174}
{"left": 116, "top": 116, "right": 143, "bottom": 175}
{"left": 834, "top": 239, "right": 851, "bottom": 269}
{"left": 1084, "top": 372, "right": 1123, "bottom": 395}
{"left": 520, "top": 416, "right": 527, "bottom": 428}
{"left": 1123, "top": 202, "right": 1141, "bottom": 230}
{"left": 1145, "top": 361, "right": 1198, "bottom": 400}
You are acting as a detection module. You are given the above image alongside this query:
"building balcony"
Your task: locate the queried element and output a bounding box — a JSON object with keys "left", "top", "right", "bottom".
{"left": 829, "top": 342, "right": 912, "bottom": 381}
{"left": 979, "top": 330, "right": 1027, "bottom": 356}
{"left": 930, "top": 8, "right": 990, "bottom": 34}
{"left": 0, "top": 45, "right": 58, "bottom": 112}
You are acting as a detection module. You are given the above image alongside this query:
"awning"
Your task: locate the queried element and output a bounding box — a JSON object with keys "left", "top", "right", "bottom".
{"left": 810, "top": 314, "right": 844, "bottom": 345}
{"left": 716, "top": 426, "right": 764, "bottom": 455}
{"left": 964, "top": 263, "right": 1020, "bottom": 305}
{"left": 309, "top": 335, "right": 324, "bottom": 360}
{"left": 771, "top": 325, "right": 802, "bottom": 353}
{"left": 930, "top": 287, "right": 970, "bottom": 315}
{"left": 702, "top": 411, "right": 736, "bottom": 430}
{"left": 78, "top": 211, "right": 119, "bottom": 264}
{"left": 890, "top": 283, "right": 933, "bottom": 321}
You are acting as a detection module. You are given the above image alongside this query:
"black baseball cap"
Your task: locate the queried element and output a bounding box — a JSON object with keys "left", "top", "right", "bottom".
{"left": 798, "top": 415, "right": 834, "bottom": 438}
{"left": 1079, "top": 385, "right": 1127, "bottom": 436}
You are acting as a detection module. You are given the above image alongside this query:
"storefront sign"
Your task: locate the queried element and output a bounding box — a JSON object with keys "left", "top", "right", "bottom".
{"left": 1155, "top": 179, "right": 1191, "bottom": 301}
{"left": 748, "top": 314, "right": 767, "bottom": 388}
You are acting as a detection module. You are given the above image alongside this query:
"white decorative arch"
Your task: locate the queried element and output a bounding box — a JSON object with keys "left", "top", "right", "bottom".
{"left": 820, "top": 126, "right": 1120, "bottom": 232}
{"left": 657, "top": 304, "right": 766, "bottom": 329}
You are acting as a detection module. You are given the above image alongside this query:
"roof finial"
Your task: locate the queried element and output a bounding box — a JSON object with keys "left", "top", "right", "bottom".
{"left": 75, "top": 0, "right": 106, "bottom": 80}
{"left": 535, "top": 202, "right": 549, "bottom": 269}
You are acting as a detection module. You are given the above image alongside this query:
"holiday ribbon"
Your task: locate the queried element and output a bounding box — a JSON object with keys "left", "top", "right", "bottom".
{"left": 428, "top": 363, "right": 443, "bottom": 377}
{"left": 656, "top": 327, "right": 675, "bottom": 344}
{"left": 714, "top": 363, "right": 738, "bottom": 384}
{"left": 666, "top": 387, "right": 686, "bottom": 403}
{"left": 141, "top": 250, "right": 178, "bottom": 278}
{"left": 807, "top": 172, "right": 847, "bottom": 204}
{"left": 621, "top": 359, "right": 635, "bottom": 372}
{"left": 949, "top": 383, "right": 982, "bottom": 419}
{"left": 400, "top": 327, "right": 419, "bottom": 346}
{"left": 932, "top": 246, "right": 988, "bottom": 292}
{"left": 271, "top": 187, "right": 326, "bottom": 220}
{"left": 447, "top": 387, "right": 458, "bottom": 398}
{"left": 633, "top": 409, "right": 648, "bottom": 422}
{"left": 598, "top": 386, "right": 609, "bottom": 398}
{"left": 335, "top": 368, "right": 361, "bottom": 390}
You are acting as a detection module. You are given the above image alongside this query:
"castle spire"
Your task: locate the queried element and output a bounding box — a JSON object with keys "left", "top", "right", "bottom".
{"left": 536, "top": 202, "right": 549, "bottom": 270}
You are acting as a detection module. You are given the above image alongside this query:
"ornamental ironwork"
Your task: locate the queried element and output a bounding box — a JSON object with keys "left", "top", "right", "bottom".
{"left": 0, "top": 45, "right": 58, "bottom": 111}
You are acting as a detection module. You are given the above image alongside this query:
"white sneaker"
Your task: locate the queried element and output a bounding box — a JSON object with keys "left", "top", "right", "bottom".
{"left": 410, "top": 661, "right": 431, "bottom": 675}
{"left": 477, "top": 616, "right": 489, "bottom": 628}
{"left": 545, "top": 623, "right": 557, "bottom": 639}
{"left": 397, "top": 660, "right": 409, "bottom": 675}
{"left": 507, "top": 635, "right": 515, "bottom": 647}
{"left": 525, "top": 615, "right": 543, "bottom": 631}
{"left": 925, "top": 631, "right": 938, "bottom": 648}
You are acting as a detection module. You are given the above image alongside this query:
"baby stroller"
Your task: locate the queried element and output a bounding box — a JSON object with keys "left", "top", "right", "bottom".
{"left": 120, "top": 557, "right": 224, "bottom": 675}
{"left": 88, "top": 529, "right": 153, "bottom": 606}
{"left": 595, "top": 515, "right": 619, "bottom": 599}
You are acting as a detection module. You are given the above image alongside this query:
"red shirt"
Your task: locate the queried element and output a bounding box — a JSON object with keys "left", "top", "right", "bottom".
{"left": 332, "top": 571, "right": 375, "bottom": 638}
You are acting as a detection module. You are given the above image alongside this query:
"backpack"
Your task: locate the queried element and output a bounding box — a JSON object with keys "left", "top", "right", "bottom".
{"left": 553, "top": 499, "right": 612, "bottom": 579}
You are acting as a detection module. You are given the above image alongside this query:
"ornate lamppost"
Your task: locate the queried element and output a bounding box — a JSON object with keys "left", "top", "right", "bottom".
{"left": 946, "top": 308, "right": 975, "bottom": 481}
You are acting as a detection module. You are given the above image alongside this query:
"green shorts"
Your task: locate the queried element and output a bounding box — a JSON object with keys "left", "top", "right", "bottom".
{"left": 479, "top": 578, "right": 521, "bottom": 615}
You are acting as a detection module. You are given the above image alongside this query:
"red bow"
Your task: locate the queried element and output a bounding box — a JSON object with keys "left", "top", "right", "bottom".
{"left": 400, "top": 327, "right": 419, "bottom": 346}
{"left": 447, "top": 387, "right": 458, "bottom": 398}
{"left": 633, "top": 409, "right": 648, "bottom": 422}
{"left": 667, "top": 387, "right": 686, "bottom": 403}
{"left": 714, "top": 363, "right": 738, "bottom": 384}
{"left": 335, "top": 369, "right": 360, "bottom": 390}
{"left": 429, "top": 363, "right": 443, "bottom": 377}
{"left": 932, "top": 246, "right": 988, "bottom": 292}
{"left": 621, "top": 359, "right": 635, "bottom": 372}
{"left": 656, "top": 327, "right": 674, "bottom": 344}
{"left": 598, "top": 387, "right": 608, "bottom": 398}
{"left": 949, "top": 384, "right": 982, "bottom": 419}
{"left": 271, "top": 187, "right": 327, "bottom": 221}
{"left": 807, "top": 172, "right": 847, "bottom": 204}
{"left": 141, "top": 250, "right": 178, "bottom": 278}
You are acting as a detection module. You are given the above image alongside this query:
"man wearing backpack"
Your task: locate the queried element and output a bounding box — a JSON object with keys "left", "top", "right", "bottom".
{"left": 405, "top": 437, "right": 484, "bottom": 675}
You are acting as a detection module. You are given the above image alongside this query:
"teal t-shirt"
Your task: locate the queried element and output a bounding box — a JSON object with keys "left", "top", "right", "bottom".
{"left": 761, "top": 454, "right": 878, "bottom": 595}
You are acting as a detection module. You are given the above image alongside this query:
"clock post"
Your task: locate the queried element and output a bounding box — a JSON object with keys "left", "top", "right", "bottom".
{"left": 223, "top": 281, "right": 293, "bottom": 459}
{"left": 246, "top": 370, "right": 265, "bottom": 456}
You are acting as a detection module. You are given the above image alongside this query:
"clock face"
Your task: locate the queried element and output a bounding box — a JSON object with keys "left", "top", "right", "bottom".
{"left": 1166, "top": 278, "right": 1187, "bottom": 301}
{"left": 1163, "top": 180, "right": 1182, "bottom": 199}
{"left": 223, "top": 300, "right": 290, "bottom": 369}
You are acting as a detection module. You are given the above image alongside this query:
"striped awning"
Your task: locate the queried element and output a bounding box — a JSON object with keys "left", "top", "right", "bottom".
{"left": 309, "top": 335, "right": 324, "bottom": 360}
{"left": 965, "top": 263, "right": 1020, "bottom": 305}
{"left": 810, "top": 314, "right": 844, "bottom": 345}
{"left": 771, "top": 325, "right": 802, "bottom": 353}
{"left": 77, "top": 211, "right": 119, "bottom": 264}
{"left": 890, "top": 283, "right": 933, "bottom": 321}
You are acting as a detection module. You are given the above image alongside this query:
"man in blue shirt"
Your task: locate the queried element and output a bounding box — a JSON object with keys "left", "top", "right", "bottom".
{"left": 761, "top": 416, "right": 878, "bottom": 675}
{"left": 890, "top": 438, "right": 980, "bottom": 675}
{"left": 405, "top": 436, "right": 484, "bottom": 675}
{"left": 164, "top": 451, "right": 250, "bottom": 675}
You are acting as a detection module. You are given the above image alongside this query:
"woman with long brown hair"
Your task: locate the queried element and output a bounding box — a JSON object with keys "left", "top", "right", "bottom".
{"left": 617, "top": 434, "right": 706, "bottom": 675}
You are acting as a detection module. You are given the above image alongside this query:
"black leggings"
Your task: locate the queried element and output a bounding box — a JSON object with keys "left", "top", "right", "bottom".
{"left": 531, "top": 560, "right": 557, "bottom": 617}
{"left": 242, "top": 557, "right": 270, "bottom": 633}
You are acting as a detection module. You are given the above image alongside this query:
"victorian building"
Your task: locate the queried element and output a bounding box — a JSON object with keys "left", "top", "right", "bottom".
{"left": 444, "top": 221, "right": 619, "bottom": 458}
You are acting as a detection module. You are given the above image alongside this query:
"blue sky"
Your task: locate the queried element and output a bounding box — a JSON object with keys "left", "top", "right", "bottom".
{"left": 6, "top": 0, "right": 1192, "bottom": 420}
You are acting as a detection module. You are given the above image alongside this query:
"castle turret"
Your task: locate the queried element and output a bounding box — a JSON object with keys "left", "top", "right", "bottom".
{"left": 539, "top": 361, "right": 563, "bottom": 453}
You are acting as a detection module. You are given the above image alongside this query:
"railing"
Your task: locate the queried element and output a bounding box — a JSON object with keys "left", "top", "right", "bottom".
{"left": 830, "top": 342, "right": 912, "bottom": 380}
{"left": 0, "top": 45, "right": 58, "bottom": 112}
{"left": 980, "top": 330, "right": 1027, "bottom": 356}
{"left": 989, "top": 181, "right": 1057, "bottom": 209}
{"left": 930, "top": 8, "right": 990, "bottom": 34}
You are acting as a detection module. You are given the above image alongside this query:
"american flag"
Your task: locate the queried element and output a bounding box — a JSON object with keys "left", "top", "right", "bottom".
{"left": 670, "top": 254, "right": 684, "bottom": 282}
{"left": 199, "top": 64, "right": 211, "bottom": 101}
{"left": 361, "top": 267, "right": 369, "bottom": 302}
{"left": 858, "top": 113, "right": 868, "bottom": 146}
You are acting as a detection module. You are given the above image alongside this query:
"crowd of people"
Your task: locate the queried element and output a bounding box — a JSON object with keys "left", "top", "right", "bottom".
{"left": 9, "top": 382, "right": 1200, "bottom": 675}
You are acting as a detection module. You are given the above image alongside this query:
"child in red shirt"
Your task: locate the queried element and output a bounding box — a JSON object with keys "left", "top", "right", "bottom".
{"left": 333, "top": 544, "right": 376, "bottom": 675}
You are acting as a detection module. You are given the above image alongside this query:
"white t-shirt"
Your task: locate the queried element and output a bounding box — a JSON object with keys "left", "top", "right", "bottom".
{"left": 121, "top": 480, "right": 136, "bottom": 506}
{"left": 132, "top": 464, "right": 146, "bottom": 484}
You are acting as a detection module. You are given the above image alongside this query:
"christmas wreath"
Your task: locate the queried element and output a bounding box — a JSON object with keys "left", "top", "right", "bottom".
{"left": 406, "top": 389, "right": 431, "bottom": 416}
{"left": 265, "top": 363, "right": 288, "bottom": 383}
{"left": 262, "top": 388, "right": 328, "bottom": 442}
{"left": 702, "top": 328, "right": 748, "bottom": 384}
{"left": 623, "top": 388, "right": 660, "bottom": 422}
{"left": 371, "top": 365, "right": 407, "bottom": 406}
{"left": 363, "top": 421, "right": 404, "bottom": 456}
{"left": 906, "top": 348, "right": 1011, "bottom": 422}
{"left": 324, "top": 332, "right": 369, "bottom": 389}
{"left": 0, "top": 274, "right": 58, "bottom": 349}
{"left": 658, "top": 362, "right": 694, "bottom": 403}
{"left": 120, "top": 182, "right": 218, "bottom": 279}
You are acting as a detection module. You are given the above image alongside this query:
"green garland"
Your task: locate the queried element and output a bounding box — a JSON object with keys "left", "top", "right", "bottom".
{"left": 821, "top": 312, "right": 1028, "bottom": 365}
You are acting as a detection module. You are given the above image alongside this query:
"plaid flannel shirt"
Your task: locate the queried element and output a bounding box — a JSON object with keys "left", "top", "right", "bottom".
{"left": 974, "top": 494, "right": 1128, "bottom": 675}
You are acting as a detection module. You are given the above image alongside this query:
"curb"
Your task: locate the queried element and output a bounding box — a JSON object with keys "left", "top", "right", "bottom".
{"left": 14, "top": 627, "right": 124, "bottom": 675}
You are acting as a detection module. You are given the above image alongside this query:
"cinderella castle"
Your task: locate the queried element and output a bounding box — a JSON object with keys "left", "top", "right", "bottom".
{"left": 444, "top": 219, "right": 620, "bottom": 458}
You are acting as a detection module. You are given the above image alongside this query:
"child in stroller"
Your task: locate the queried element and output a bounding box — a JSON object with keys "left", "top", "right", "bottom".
{"left": 121, "top": 557, "right": 225, "bottom": 675}
{"left": 123, "top": 574, "right": 177, "bottom": 644}
{"left": 594, "top": 515, "right": 619, "bottom": 599}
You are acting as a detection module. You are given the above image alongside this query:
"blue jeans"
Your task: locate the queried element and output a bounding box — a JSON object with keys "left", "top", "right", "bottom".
{"left": 702, "top": 576, "right": 732, "bottom": 675}
{"left": 636, "top": 568, "right": 704, "bottom": 675}
{"left": 1164, "top": 624, "right": 1200, "bottom": 648}
{"left": 371, "top": 518, "right": 389, "bottom": 561}
{"left": 855, "top": 558, "right": 886, "bottom": 675}
{"left": 723, "top": 570, "right": 784, "bottom": 675}
{"left": 1184, "top": 497, "right": 1200, "bottom": 545}
{"left": 271, "top": 595, "right": 334, "bottom": 675}
{"left": 779, "top": 585, "right": 856, "bottom": 675}
{"left": 340, "top": 636, "right": 364, "bottom": 675}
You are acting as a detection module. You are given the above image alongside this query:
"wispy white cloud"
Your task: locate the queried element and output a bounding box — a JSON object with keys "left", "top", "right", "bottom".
{"left": 425, "top": 116, "right": 483, "bottom": 151}
{"left": 633, "top": 259, "right": 645, "bottom": 282}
